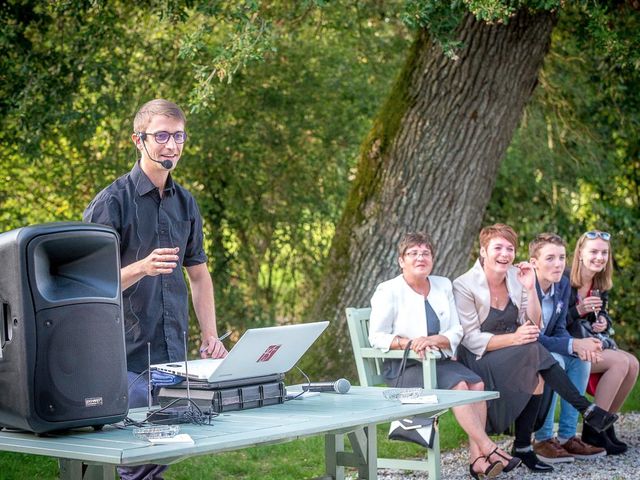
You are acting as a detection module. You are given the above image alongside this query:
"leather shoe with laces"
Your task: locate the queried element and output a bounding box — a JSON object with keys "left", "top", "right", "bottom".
{"left": 562, "top": 436, "right": 606, "bottom": 459}
{"left": 511, "top": 448, "right": 554, "bottom": 472}
{"left": 533, "top": 438, "right": 574, "bottom": 464}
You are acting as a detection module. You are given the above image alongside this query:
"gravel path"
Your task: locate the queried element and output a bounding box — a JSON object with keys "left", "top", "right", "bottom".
{"left": 377, "top": 412, "right": 640, "bottom": 480}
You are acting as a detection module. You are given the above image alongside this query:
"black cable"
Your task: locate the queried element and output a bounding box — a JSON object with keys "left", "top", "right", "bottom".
{"left": 284, "top": 366, "right": 311, "bottom": 401}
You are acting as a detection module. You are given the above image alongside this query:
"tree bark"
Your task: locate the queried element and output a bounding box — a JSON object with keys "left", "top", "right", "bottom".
{"left": 306, "top": 9, "right": 557, "bottom": 378}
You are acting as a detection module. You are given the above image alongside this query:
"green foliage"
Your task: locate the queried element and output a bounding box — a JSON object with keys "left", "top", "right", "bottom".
{"left": 484, "top": 2, "right": 640, "bottom": 350}
{"left": 178, "top": 2, "right": 411, "bottom": 333}
{"left": 401, "top": 0, "right": 465, "bottom": 56}
{"left": 180, "top": 2, "right": 274, "bottom": 109}
{"left": 399, "top": 1, "right": 639, "bottom": 64}
{"left": 1, "top": 0, "right": 638, "bottom": 362}
{"left": 0, "top": 1, "right": 410, "bottom": 341}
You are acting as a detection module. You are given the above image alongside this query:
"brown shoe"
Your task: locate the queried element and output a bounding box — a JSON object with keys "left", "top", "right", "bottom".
{"left": 562, "top": 436, "right": 607, "bottom": 459}
{"left": 533, "top": 438, "right": 575, "bottom": 464}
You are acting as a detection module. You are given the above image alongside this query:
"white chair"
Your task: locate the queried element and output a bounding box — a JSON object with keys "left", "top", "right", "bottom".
{"left": 346, "top": 307, "right": 444, "bottom": 478}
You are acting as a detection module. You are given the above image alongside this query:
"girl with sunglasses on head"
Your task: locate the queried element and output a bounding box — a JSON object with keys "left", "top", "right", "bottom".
{"left": 567, "top": 230, "right": 639, "bottom": 454}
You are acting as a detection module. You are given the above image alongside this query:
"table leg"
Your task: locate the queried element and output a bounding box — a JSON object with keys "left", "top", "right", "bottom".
{"left": 428, "top": 427, "right": 441, "bottom": 480}
{"left": 58, "top": 459, "right": 82, "bottom": 480}
{"left": 347, "top": 424, "right": 376, "bottom": 479}
{"left": 58, "top": 459, "right": 116, "bottom": 480}
{"left": 325, "top": 432, "right": 345, "bottom": 480}
{"left": 324, "top": 424, "right": 378, "bottom": 480}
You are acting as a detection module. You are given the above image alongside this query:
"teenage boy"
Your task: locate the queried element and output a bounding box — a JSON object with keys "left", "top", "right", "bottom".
{"left": 529, "top": 233, "right": 606, "bottom": 463}
{"left": 84, "top": 99, "right": 227, "bottom": 479}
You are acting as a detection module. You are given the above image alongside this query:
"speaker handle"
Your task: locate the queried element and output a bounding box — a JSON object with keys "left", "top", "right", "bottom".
{"left": 0, "top": 301, "right": 11, "bottom": 359}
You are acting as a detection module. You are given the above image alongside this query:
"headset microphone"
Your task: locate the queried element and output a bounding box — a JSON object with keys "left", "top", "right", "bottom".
{"left": 136, "top": 132, "right": 174, "bottom": 169}
{"left": 152, "top": 158, "right": 174, "bottom": 170}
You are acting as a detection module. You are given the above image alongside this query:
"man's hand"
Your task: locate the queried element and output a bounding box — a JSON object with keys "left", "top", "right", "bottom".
{"left": 573, "top": 337, "right": 603, "bottom": 363}
{"left": 200, "top": 335, "right": 228, "bottom": 359}
{"left": 121, "top": 247, "right": 180, "bottom": 290}
{"left": 141, "top": 247, "right": 179, "bottom": 276}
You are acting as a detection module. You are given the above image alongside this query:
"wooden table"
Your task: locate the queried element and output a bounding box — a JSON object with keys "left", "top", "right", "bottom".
{"left": 0, "top": 386, "right": 498, "bottom": 479}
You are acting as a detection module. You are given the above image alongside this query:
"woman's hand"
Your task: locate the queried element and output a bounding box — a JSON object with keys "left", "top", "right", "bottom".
{"left": 515, "top": 262, "right": 536, "bottom": 290}
{"left": 512, "top": 323, "right": 539, "bottom": 345}
{"left": 411, "top": 336, "right": 439, "bottom": 359}
{"left": 592, "top": 315, "right": 608, "bottom": 333}
{"left": 578, "top": 295, "right": 603, "bottom": 316}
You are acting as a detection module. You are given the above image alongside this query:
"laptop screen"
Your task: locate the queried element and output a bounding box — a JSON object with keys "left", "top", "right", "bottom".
{"left": 152, "top": 321, "right": 329, "bottom": 383}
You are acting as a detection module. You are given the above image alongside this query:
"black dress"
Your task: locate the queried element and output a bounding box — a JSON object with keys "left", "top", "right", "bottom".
{"left": 383, "top": 300, "right": 481, "bottom": 390}
{"left": 457, "top": 300, "right": 557, "bottom": 435}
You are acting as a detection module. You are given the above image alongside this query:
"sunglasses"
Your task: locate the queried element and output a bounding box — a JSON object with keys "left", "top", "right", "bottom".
{"left": 585, "top": 231, "right": 611, "bottom": 241}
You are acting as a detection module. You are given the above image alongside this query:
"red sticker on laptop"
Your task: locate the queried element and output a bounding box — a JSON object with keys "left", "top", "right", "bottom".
{"left": 256, "top": 344, "right": 282, "bottom": 362}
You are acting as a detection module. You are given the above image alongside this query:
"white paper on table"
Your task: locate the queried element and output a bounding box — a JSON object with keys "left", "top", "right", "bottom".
{"left": 399, "top": 395, "right": 438, "bottom": 404}
{"left": 148, "top": 433, "right": 195, "bottom": 444}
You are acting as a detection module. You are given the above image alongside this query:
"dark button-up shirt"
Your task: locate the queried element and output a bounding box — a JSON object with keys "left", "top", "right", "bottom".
{"left": 83, "top": 161, "right": 207, "bottom": 373}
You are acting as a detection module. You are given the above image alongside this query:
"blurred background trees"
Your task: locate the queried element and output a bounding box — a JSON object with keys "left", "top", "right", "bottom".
{"left": 1, "top": 0, "right": 638, "bottom": 379}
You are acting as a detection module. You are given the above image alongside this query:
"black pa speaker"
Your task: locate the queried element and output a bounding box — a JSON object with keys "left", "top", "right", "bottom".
{"left": 0, "top": 222, "right": 128, "bottom": 433}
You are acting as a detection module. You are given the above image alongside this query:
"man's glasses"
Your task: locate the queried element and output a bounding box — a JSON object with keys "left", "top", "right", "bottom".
{"left": 139, "top": 131, "right": 187, "bottom": 144}
{"left": 404, "top": 250, "right": 432, "bottom": 259}
{"left": 585, "top": 231, "right": 611, "bottom": 241}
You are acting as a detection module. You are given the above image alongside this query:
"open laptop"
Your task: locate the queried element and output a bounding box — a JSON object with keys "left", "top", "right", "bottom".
{"left": 151, "top": 321, "right": 328, "bottom": 387}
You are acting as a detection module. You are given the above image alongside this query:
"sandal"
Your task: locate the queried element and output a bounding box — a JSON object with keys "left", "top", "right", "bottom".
{"left": 488, "top": 446, "right": 521, "bottom": 473}
{"left": 469, "top": 455, "right": 503, "bottom": 479}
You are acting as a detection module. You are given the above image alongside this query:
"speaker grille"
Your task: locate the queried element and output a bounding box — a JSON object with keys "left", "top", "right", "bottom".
{"left": 34, "top": 303, "right": 127, "bottom": 422}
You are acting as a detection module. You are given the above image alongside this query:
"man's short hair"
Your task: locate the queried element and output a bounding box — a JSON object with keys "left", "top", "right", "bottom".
{"left": 133, "top": 99, "right": 186, "bottom": 132}
{"left": 529, "top": 233, "right": 566, "bottom": 258}
{"left": 397, "top": 232, "right": 435, "bottom": 258}
{"left": 478, "top": 223, "right": 518, "bottom": 251}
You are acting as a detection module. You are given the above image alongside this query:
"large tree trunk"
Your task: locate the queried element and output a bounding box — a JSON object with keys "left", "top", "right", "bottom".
{"left": 305, "top": 9, "right": 557, "bottom": 378}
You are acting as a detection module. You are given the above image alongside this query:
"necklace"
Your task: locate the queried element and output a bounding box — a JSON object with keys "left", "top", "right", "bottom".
{"left": 490, "top": 284, "right": 507, "bottom": 307}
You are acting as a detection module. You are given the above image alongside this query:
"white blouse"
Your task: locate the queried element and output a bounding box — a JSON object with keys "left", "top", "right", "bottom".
{"left": 369, "top": 274, "right": 464, "bottom": 357}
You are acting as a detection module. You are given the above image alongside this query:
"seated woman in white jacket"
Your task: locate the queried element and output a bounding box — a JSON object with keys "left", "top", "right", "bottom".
{"left": 369, "top": 232, "right": 520, "bottom": 479}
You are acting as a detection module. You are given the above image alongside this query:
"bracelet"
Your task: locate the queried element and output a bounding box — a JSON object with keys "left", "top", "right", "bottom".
{"left": 394, "top": 336, "right": 402, "bottom": 349}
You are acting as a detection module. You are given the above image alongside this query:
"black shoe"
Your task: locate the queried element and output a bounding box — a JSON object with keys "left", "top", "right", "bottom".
{"left": 605, "top": 424, "right": 628, "bottom": 449}
{"left": 511, "top": 449, "right": 554, "bottom": 472}
{"left": 487, "top": 447, "right": 522, "bottom": 473}
{"left": 581, "top": 422, "right": 606, "bottom": 448}
{"left": 469, "top": 455, "right": 503, "bottom": 479}
{"left": 583, "top": 404, "right": 618, "bottom": 432}
{"left": 583, "top": 422, "right": 627, "bottom": 455}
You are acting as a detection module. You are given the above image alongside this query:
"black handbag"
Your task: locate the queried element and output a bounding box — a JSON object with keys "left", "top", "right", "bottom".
{"left": 388, "top": 416, "right": 437, "bottom": 448}
{"left": 387, "top": 340, "right": 438, "bottom": 449}
{"left": 569, "top": 316, "right": 617, "bottom": 350}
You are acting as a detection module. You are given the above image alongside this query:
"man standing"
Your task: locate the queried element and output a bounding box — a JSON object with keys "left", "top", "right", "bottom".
{"left": 529, "top": 233, "right": 606, "bottom": 463}
{"left": 84, "top": 99, "right": 227, "bottom": 479}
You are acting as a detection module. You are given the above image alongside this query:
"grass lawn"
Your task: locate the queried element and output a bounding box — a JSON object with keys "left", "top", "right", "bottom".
{"left": 1, "top": 381, "right": 638, "bottom": 479}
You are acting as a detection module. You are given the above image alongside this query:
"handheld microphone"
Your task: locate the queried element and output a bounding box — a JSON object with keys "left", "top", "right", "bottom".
{"left": 302, "top": 378, "right": 351, "bottom": 394}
